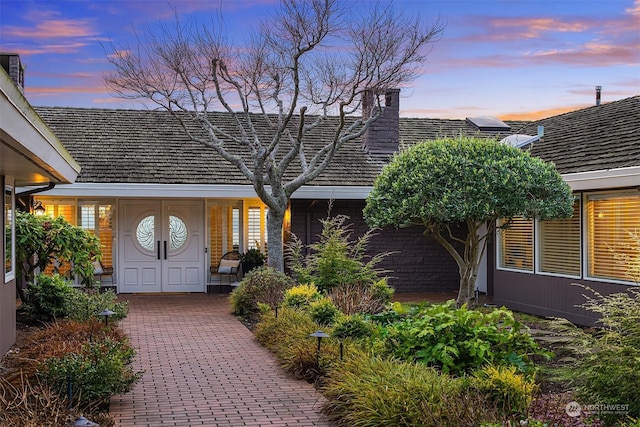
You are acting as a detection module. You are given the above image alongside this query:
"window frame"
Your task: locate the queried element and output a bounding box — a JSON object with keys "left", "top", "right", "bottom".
{"left": 4, "top": 185, "right": 15, "bottom": 283}
{"left": 583, "top": 190, "right": 640, "bottom": 286}
{"left": 535, "top": 196, "right": 582, "bottom": 279}
{"left": 496, "top": 216, "right": 535, "bottom": 274}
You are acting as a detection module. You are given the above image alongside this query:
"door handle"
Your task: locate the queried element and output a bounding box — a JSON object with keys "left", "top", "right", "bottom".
{"left": 157, "top": 241, "right": 161, "bottom": 260}
{"left": 164, "top": 241, "right": 168, "bottom": 260}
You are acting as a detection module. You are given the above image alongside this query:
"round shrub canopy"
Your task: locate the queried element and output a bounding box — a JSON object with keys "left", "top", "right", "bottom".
{"left": 364, "top": 136, "right": 574, "bottom": 229}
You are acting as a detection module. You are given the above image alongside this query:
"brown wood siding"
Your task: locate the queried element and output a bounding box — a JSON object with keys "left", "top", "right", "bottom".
{"left": 290, "top": 199, "right": 461, "bottom": 293}
{"left": 492, "top": 269, "right": 633, "bottom": 326}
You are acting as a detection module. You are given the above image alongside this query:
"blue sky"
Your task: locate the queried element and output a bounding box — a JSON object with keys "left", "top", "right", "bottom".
{"left": 1, "top": 0, "right": 638, "bottom": 119}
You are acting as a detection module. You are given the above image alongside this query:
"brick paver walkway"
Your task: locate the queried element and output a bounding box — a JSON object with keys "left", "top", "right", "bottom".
{"left": 110, "top": 294, "right": 334, "bottom": 426}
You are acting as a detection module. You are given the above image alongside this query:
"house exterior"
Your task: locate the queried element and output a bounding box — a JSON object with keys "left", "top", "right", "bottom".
{"left": 10, "top": 46, "right": 636, "bottom": 325}
{"left": 492, "top": 95, "right": 640, "bottom": 325}
{"left": 30, "top": 89, "right": 522, "bottom": 296}
{"left": 1, "top": 54, "right": 80, "bottom": 355}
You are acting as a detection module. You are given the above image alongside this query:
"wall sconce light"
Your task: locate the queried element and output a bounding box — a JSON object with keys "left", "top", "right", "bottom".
{"left": 33, "top": 200, "right": 46, "bottom": 216}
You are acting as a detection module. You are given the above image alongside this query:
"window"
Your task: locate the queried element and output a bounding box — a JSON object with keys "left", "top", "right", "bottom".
{"left": 208, "top": 202, "right": 241, "bottom": 268}
{"left": 498, "top": 217, "right": 534, "bottom": 271}
{"left": 79, "top": 202, "right": 115, "bottom": 270}
{"left": 247, "top": 205, "right": 268, "bottom": 252}
{"left": 538, "top": 198, "right": 581, "bottom": 277}
{"left": 4, "top": 186, "right": 15, "bottom": 283}
{"left": 587, "top": 193, "right": 640, "bottom": 283}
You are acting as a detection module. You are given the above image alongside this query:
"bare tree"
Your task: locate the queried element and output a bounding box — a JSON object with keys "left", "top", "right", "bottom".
{"left": 105, "top": 0, "right": 444, "bottom": 271}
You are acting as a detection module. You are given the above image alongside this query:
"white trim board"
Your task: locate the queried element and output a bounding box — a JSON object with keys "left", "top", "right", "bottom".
{"left": 563, "top": 166, "right": 640, "bottom": 191}
{"left": 31, "top": 182, "right": 374, "bottom": 200}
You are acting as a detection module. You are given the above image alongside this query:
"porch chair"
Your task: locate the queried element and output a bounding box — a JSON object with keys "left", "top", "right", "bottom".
{"left": 93, "top": 260, "right": 114, "bottom": 285}
{"left": 209, "top": 251, "right": 241, "bottom": 285}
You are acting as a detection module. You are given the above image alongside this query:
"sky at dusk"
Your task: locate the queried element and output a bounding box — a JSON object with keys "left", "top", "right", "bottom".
{"left": 1, "top": 0, "right": 638, "bottom": 120}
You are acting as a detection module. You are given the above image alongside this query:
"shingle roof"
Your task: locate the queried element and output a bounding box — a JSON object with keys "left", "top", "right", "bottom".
{"left": 33, "top": 107, "right": 522, "bottom": 186}
{"left": 34, "top": 96, "right": 638, "bottom": 187}
{"left": 525, "top": 95, "right": 640, "bottom": 174}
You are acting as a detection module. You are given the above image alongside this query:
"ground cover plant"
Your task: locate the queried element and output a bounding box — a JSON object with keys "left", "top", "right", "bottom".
{"left": 571, "top": 286, "right": 640, "bottom": 424}
{"left": 380, "top": 301, "right": 548, "bottom": 375}
{"left": 243, "top": 214, "right": 640, "bottom": 426}
{"left": 1, "top": 317, "right": 140, "bottom": 425}
{"left": 2, "top": 214, "right": 138, "bottom": 425}
{"left": 23, "top": 272, "right": 128, "bottom": 322}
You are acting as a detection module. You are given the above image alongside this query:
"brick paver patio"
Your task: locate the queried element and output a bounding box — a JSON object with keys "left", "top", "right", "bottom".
{"left": 110, "top": 294, "right": 334, "bottom": 426}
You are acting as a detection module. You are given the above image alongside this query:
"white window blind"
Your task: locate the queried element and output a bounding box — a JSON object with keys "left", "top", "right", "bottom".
{"left": 587, "top": 194, "right": 640, "bottom": 282}
{"left": 499, "top": 217, "right": 534, "bottom": 271}
{"left": 539, "top": 199, "right": 581, "bottom": 276}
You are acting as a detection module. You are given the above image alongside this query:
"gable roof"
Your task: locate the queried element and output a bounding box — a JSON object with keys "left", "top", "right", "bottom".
{"left": 525, "top": 95, "right": 640, "bottom": 174}
{"left": 33, "top": 107, "right": 524, "bottom": 187}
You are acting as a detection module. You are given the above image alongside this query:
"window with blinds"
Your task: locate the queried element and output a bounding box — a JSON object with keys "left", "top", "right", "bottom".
{"left": 208, "top": 204, "right": 240, "bottom": 265}
{"left": 498, "top": 217, "right": 534, "bottom": 271}
{"left": 587, "top": 194, "right": 640, "bottom": 282}
{"left": 539, "top": 199, "right": 581, "bottom": 277}
{"left": 247, "top": 206, "right": 268, "bottom": 252}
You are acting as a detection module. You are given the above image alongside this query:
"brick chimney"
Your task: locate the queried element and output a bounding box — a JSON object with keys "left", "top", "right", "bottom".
{"left": 362, "top": 88, "right": 400, "bottom": 156}
{"left": 1, "top": 53, "right": 25, "bottom": 93}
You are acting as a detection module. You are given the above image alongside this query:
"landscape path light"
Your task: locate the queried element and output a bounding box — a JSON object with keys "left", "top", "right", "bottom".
{"left": 309, "top": 331, "right": 330, "bottom": 365}
{"left": 99, "top": 309, "right": 115, "bottom": 327}
{"left": 70, "top": 416, "right": 98, "bottom": 426}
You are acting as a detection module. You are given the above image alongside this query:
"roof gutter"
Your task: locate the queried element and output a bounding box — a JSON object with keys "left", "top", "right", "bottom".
{"left": 15, "top": 182, "right": 56, "bottom": 211}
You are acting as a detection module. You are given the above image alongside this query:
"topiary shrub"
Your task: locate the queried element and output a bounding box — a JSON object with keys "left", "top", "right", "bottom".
{"left": 310, "top": 297, "right": 341, "bottom": 326}
{"left": 24, "top": 273, "right": 74, "bottom": 321}
{"left": 471, "top": 365, "right": 537, "bottom": 417}
{"left": 282, "top": 283, "right": 321, "bottom": 309}
{"left": 229, "top": 267, "right": 294, "bottom": 320}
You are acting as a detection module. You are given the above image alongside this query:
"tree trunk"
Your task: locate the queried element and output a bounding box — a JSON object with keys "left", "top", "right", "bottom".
{"left": 456, "top": 262, "right": 480, "bottom": 308}
{"left": 455, "top": 221, "right": 484, "bottom": 308}
{"left": 266, "top": 207, "right": 286, "bottom": 272}
{"left": 430, "top": 221, "right": 487, "bottom": 308}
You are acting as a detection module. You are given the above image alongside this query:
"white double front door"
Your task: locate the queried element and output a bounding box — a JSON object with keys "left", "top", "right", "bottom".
{"left": 119, "top": 200, "right": 205, "bottom": 293}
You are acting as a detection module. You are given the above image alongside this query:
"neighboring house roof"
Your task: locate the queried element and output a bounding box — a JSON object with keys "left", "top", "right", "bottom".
{"left": 33, "top": 106, "right": 524, "bottom": 188}
{"left": 524, "top": 95, "right": 640, "bottom": 174}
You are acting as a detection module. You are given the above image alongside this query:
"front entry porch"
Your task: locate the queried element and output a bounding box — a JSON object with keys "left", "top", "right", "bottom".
{"left": 33, "top": 196, "right": 271, "bottom": 294}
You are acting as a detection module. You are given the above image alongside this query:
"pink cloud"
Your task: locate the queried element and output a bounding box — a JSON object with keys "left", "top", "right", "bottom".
{"left": 4, "top": 10, "right": 97, "bottom": 39}
{"left": 7, "top": 43, "right": 89, "bottom": 56}
{"left": 489, "top": 17, "right": 590, "bottom": 39}
{"left": 25, "top": 85, "right": 109, "bottom": 96}
{"left": 29, "top": 71, "right": 95, "bottom": 79}
{"left": 527, "top": 40, "right": 639, "bottom": 66}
